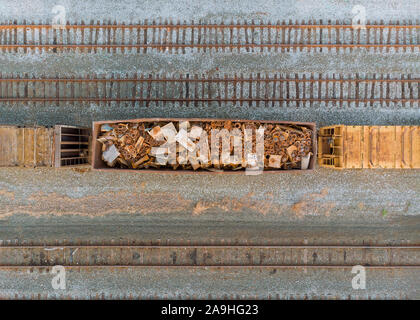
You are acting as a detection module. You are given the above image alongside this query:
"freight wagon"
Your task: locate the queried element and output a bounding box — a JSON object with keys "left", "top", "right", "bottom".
{"left": 0, "top": 125, "right": 91, "bottom": 167}
{"left": 318, "top": 125, "right": 420, "bottom": 169}
{"left": 0, "top": 122, "right": 419, "bottom": 170}
{"left": 92, "top": 118, "right": 317, "bottom": 172}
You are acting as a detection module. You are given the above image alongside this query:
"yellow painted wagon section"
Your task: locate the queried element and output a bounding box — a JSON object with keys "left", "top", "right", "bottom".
{"left": 319, "top": 125, "right": 420, "bottom": 169}
{"left": 0, "top": 126, "right": 19, "bottom": 166}
{"left": 0, "top": 126, "right": 54, "bottom": 167}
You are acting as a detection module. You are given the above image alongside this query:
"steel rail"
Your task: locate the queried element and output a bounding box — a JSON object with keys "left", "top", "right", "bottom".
{"left": 0, "top": 98, "right": 418, "bottom": 102}
{"left": 0, "top": 44, "right": 419, "bottom": 49}
{"left": 1, "top": 245, "right": 419, "bottom": 267}
{"left": 0, "top": 24, "right": 419, "bottom": 30}
{"left": 0, "top": 77, "right": 418, "bottom": 83}
{"left": 1, "top": 265, "right": 419, "bottom": 269}
{"left": 2, "top": 245, "right": 419, "bottom": 248}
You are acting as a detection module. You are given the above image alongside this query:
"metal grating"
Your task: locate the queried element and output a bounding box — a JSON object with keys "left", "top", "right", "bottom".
{"left": 54, "top": 125, "right": 91, "bottom": 167}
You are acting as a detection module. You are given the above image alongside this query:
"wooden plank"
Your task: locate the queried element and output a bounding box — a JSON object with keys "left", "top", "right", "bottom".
{"left": 16, "top": 127, "right": 24, "bottom": 165}
{"left": 368, "top": 126, "right": 379, "bottom": 168}
{"left": 23, "top": 128, "right": 35, "bottom": 167}
{"left": 343, "top": 126, "right": 362, "bottom": 168}
{"left": 395, "top": 126, "right": 403, "bottom": 168}
{"left": 362, "top": 126, "right": 369, "bottom": 168}
{"left": 1, "top": 126, "right": 53, "bottom": 167}
{"left": 411, "top": 126, "right": 420, "bottom": 168}
{"left": 401, "top": 126, "right": 410, "bottom": 168}
{"left": 0, "top": 126, "right": 18, "bottom": 166}
{"left": 36, "top": 127, "right": 53, "bottom": 166}
{"left": 54, "top": 125, "right": 61, "bottom": 168}
{"left": 378, "top": 126, "right": 396, "bottom": 168}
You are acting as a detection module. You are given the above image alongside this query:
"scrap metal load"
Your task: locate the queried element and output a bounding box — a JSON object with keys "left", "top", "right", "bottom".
{"left": 93, "top": 119, "right": 316, "bottom": 171}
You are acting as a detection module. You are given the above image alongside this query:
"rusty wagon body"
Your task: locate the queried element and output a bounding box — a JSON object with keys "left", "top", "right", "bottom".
{"left": 92, "top": 118, "right": 317, "bottom": 172}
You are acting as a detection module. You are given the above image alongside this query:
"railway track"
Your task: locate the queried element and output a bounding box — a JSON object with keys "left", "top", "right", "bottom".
{"left": 1, "top": 18, "right": 419, "bottom": 300}
{"left": 0, "top": 20, "right": 419, "bottom": 53}
{"left": 1, "top": 245, "right": 419, "bottom": 266}
{"left": 1, "top": 244, "right": 418, "bottom": 298}
{"left": 0, "top": 73, "right": 418, "bottom": 107}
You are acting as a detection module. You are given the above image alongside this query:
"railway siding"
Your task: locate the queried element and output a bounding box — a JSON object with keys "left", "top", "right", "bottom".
{"left": 0, "top": 245, "right": 419, "bottom": 266}
{"left": 0, "top": 73, "right": 418, "bottom": 108}
{"left": 0, "top": 21, "right": 419, "bottom": 53}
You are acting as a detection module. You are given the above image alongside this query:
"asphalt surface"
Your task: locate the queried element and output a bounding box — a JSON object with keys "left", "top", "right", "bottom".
{"left": 0, "top": 166, "right": 418, "bottom": 245}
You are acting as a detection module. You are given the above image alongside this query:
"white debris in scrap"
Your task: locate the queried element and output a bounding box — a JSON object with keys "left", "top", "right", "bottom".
{"left": 161, "top": 122, "right": 178, "bottom": 142}
{"left": 175, "top": 129, "right": 196, "bottom": 152}
{"left": 148, "top": 126, "right": 164, "bottom": 141}
{"left": 301, "top": 153, "right": 312, "bottom": 170}
{"left": 189, "top": 126, "right": 203, "bottom": 139}
{"left": 101, "top": 124, "right": 113, "bottom": 132}
{"left": 268, "top": 155, "right": 282, "bottom": 168}
{"left": 102, "top": 144, "right": 120, "bottom": 166}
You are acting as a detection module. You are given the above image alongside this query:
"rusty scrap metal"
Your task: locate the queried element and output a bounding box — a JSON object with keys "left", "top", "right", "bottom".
{"left": 96, "top": 120, "right": 313, "bottom": 171}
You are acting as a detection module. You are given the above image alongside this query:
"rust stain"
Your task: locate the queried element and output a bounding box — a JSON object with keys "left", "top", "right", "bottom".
{"left": 71, "top": 167, "right": 91, "bottom": 173}
{"left": 292, "top": 188, "right": 336, "bottom": 219}
{"left": 192, "top": 192, "right": 278, "bottom": 216}
{"left": 0, "top": 190, "right": 192, "bottom": 218}
{"left": 0, "top": 186, "right": 335, "bottom": 219}
{"left": 0, "top": 187, "right": 281, "bottom": 218}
